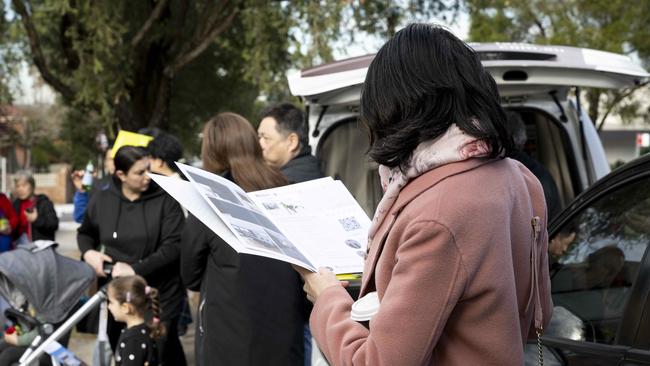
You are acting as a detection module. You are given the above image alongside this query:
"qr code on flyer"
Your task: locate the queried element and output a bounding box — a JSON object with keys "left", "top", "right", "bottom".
{"left": 338, "top": 216, "right": 361, "bottom": 232}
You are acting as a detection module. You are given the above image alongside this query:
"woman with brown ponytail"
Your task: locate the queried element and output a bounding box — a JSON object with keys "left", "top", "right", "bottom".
{"left": 107, "top": 275, "right": 164, "bottom": 366}
{"left": 181, "top": 112, "right": 305, "bottom": 366}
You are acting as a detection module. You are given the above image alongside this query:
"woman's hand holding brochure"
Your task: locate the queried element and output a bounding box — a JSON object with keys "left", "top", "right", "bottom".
{"left": 150, "top": 162, "right": 372, "bottom": 274}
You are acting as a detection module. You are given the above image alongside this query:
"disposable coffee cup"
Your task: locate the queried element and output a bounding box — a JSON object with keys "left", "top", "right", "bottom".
{"left": 350, "top": 291, "right": 380, "bottom": 322}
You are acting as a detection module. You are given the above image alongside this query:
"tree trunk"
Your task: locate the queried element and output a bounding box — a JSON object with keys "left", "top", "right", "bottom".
{"left": 586, "top": 89, "right": 601, "bottom": 123}
{"left": 114, "top": 98, "right": 137, "bottom": 133}
{"left": 116, "top": 42, "right": 170, "bottom": 132}
{"left": 96, "top": 1, "right": 234, "bottom": 134}
{"left": 148, "top": 74, "right": 172, "bottom": 130}
{"left": 25, "top": 149, "right": 31, "bottom": 170}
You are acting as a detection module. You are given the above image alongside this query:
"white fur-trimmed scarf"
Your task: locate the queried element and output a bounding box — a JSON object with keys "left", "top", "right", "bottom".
{"left": 368, "top": 123, "right": 491, "bottom": 240}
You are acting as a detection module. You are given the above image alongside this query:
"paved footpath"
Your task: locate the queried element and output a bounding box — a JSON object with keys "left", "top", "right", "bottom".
{"left": 54, "top": 205, "right": 196, "bottom": 365}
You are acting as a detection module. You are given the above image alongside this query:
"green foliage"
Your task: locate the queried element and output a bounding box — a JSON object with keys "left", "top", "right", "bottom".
{"left": 467, "top": 0, "right": 649, "bottom": 56}
{"left": 5, "top": 0, "right": 458, "bottom": 160}
{"left": 0, "top": 5, "right": 9, "bottom": 102}
{"left": 57, "top": 108, "right": 102, "bottom": 169}
{"left": 466, "top": 0, "right": 650, "bottom": 128}
{"left": 0, "top": 4, "right": 22, "bottom": 104}
{"left": 641, "top": 146, "right": 650, "bottom": 156}
{"left": 354, "top": 0, "right": 460, "bottom": 39}
{"left": 31, "top": 139, "right": 61, "bottom": 171}
{"left": 167, "top": 41, "right": 262, "bottom": 156}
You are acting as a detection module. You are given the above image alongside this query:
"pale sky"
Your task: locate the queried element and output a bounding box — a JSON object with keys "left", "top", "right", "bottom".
{"left": 13, "top": 62, "right": 57, "bottom": 104}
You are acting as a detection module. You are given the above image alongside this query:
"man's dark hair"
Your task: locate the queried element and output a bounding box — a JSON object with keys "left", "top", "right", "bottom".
{"left": 361, "top": 23, "right": 514, "bottom": 169}
{"left": 147, "top": 132, "right": 184, "bottom": 172}
{"left": 260, "top": 103, "right": 308, "bottom": 148}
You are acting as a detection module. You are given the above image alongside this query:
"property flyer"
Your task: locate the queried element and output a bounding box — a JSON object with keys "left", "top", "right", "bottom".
{"left": 150, "top": 163, "right": 370, "bottom": 274}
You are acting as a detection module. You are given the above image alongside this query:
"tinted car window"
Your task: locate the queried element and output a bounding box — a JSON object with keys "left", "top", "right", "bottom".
{"left": 548, "top": 176, "right": 650, "bottom": 345}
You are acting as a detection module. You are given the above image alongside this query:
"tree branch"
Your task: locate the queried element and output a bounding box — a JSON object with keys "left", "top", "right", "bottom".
{"left": 526, "top": 3, "right": 547, "bottom": 40}
{"left": 148, "top": 75, "right": 172, "bottom": 128}
{"left": 131, "top": 0, "right": 169, "bottom": 48}
{"left": 168, "top": 0, "right": 191, "bottom": 57}
{"left": 11, "top": 0, "right": 75, "bottom": 100}
{"left": 165, "top": 7, "right": 239, "bottom": 77}
{"left": 597, "top": 81, "right": 650, "bottom": 131}
{"left": 172, "top": 0, "right": 227, "bottom": 62}
{"left": 533, "top": 17, "right": 547, "bottom": 39}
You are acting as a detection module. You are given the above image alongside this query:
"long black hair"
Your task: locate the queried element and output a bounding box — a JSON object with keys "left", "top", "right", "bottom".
{"left": 113, "top": 145, "right": 148, "bottom": 174}
{"left": 361, "top": 23, "right": 514, "bottom": 170}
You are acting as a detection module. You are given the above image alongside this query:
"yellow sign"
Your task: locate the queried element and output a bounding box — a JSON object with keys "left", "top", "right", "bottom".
{"left": 110, "top": 130, "right": 154, "bottom": 158}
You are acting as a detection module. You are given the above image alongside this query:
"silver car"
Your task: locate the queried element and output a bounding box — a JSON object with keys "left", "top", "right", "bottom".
{"left": 288, "top": 43, "right": 649, "bottom": 218}
{"left": 289, "top": 43, "right": 650, "bottom": 366}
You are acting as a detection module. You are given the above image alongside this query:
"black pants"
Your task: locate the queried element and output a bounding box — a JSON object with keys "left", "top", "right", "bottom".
{"left": 107, "top": 312, "right": 187, "bottom": 366}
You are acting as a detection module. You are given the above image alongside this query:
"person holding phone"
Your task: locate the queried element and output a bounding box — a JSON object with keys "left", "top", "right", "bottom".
{"left": 12, "top": 171, "right": 58, "bottom": 243}
{"left": 77, "top": 146, "right": 186, "bottom": 366}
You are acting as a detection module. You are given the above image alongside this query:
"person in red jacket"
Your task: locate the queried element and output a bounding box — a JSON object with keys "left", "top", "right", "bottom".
{"left": 12, "top": 171, "right": 58, "bottom": 243}
{"left": 0, "top": 193, "right": 17, "bottom": 252}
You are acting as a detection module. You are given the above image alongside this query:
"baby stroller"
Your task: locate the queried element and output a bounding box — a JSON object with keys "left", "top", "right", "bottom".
{"left": 0, "top": 241, "right": 96, "bottom": 366}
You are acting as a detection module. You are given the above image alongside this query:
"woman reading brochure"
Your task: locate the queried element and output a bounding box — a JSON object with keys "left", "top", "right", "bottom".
{"left": 181, "top": 112, "right": 304, "bottom": 366}
{"left": 297, "top": 24, "right": 553, "bottom": 365}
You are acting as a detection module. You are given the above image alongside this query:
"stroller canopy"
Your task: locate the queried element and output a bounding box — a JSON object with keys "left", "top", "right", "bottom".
{"left": 0, "top": 242, "right": 95, "bottom": 323}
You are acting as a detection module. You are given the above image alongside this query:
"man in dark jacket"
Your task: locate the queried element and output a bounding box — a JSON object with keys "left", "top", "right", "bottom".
{"left": 258, "top": 103, "right": 323, "bottom": 183}
{"left": 258, "top": 103, "right": 324, "bottom": 365}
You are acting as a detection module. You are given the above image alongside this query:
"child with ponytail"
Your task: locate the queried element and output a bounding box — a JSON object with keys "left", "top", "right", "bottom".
{"left": 107, "top": 275, "right": 165, "bottom": 366}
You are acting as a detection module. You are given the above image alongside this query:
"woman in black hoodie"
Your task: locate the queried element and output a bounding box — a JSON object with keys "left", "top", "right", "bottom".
{"left": 77, "top": 146, "right": 186, "bottom": 366}
{"left": 181, "top": 113, "right": 305, "bottom": 366}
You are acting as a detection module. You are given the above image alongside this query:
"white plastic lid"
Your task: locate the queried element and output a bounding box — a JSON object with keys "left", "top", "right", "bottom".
{"left": 350, "top": 291, "right": 380, "bottom": 321}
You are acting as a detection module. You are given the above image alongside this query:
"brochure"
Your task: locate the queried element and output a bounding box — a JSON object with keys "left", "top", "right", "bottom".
{"left": 149, "top": 163, "right": 371, "bottom": 274}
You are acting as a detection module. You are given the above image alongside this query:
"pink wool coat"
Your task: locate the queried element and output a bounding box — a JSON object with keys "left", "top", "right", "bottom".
{"left": 310, "top": 158, "right": 553, "bottom": 366}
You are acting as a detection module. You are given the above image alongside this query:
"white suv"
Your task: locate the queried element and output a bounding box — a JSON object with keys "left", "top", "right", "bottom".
{"left": 288, "top": 43, "right": 649, "bottom": 219}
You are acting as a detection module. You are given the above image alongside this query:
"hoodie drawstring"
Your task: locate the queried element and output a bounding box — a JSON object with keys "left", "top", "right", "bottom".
{"left": 113, "top": 199, "right": 122, "bottom": 240}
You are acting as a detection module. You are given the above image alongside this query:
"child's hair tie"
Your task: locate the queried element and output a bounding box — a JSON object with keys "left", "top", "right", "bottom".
{"left": 145, "top": 286, "right": 151, "bottom": 295}
{"left": 125, "top": 291, "right": 132, "bottom": 303}
{"left": 152, "top": 316, "right": 160, "bottom": 325}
